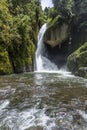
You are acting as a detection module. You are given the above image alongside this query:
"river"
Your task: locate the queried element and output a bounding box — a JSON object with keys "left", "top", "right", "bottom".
{"left": 0, "top": 71, "right": 87, "bottom": 130}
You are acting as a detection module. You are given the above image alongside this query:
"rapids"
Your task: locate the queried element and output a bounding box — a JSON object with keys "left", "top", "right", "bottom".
{"left": 0, "top": 72, "right": 87, "bottom": 130}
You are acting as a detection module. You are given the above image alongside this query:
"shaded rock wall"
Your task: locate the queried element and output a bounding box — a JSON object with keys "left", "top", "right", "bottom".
{"left": 44, "top": 40, "right": 70, "bottom": 69}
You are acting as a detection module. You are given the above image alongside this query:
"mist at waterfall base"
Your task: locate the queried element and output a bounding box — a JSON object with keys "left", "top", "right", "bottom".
{"left": 34, "top": 24, "right": 68, "bottom": 73}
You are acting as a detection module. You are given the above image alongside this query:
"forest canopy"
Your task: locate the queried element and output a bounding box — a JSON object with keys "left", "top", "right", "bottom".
{"left": 51, "top": 0, "right": 87, "bottom": 29}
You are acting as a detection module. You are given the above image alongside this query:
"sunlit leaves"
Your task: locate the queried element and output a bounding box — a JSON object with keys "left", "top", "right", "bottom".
{"left": 0, "top": 0, "right": 45, "bottom": 73}
{"left": 0, "top": 0, "right": 13, "bottom": 46}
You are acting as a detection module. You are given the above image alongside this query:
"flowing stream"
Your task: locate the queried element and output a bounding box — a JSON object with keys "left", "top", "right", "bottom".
{"left": 0, "top": 72, "right": 87, "bottom": 130}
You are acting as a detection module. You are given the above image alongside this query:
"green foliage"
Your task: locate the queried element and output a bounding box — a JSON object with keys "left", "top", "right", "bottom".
{"left": 0, "top": 0, "right": 13, "bottom": 46}
{"left": 73, "top": 0, "right": 87, "bottom": 29}
{"left": 52, "top": 0, "right": 74, "bottom": 19}
{"left": 47, "top": 15, "right": 61, "bottom": 28}
{"left": 52, "top": 0, "right": 87, "bottom": 30}
{"left": 0, "top": 0, "right": 45, "bottom": 74}
{"left": 0, "top": 47, "right": 13, "bottom": 74}
{"left": 44, "top": 7, "right": 58, "bottom": 19}
{"left": 67, "top": 42, "right": 87, "bottom": 75}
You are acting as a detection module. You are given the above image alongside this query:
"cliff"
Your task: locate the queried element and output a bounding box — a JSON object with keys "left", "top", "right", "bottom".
{"left": 44, "top": 16, "right": 70, "bottom": 47}
{"left": 43, "top": 16, "right": 87, "bottom": 77}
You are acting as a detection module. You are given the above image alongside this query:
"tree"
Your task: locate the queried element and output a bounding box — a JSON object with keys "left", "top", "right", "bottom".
{"left": 0, "top": 0, "right": 46, "bottom": 73}
{"left": 52, "top": 0, "right": 74, "bottom": 18}
{"left": 73, "top": 0, "right": 87, "bottom": 29}
{"left": 0, "top": 0, "right": 12, "bottom": 47}
{"left": 52, "top": 0, "right": 87, "bottom": 29}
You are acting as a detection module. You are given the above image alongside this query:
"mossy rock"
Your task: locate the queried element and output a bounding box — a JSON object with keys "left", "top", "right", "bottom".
{"left": 67, "top": 42, "right": 87, "bottom": 78}
{"left": 9, "top": 42, "right": 35, "bottom": 73}
{"left": 78, "top": 67, "right": 87, "bottom": 78}
{"left": 44, "top": 15, "right": 70, "bottom": 47}
{"left": 0, "top": 49, "right": 13, "bottom": 75}
{"left": 47, "top": 15, "right": 61, "bottom": 29}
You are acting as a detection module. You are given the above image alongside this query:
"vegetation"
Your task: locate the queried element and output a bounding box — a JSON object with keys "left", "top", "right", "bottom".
{"left": 45, "top": 0, "right": 87, "bottom": 78}
{"left": 0, "top": 46, "right": 13, "bottom": 74}
{"left": 0, "top": 0, "right": 45, "bottom": 74}
{"left": 67, "top": 42, "right": 87, "bottom": 77}
{"left": 0, "top": 0, "right": 87, "bottom": 75}
{"left": 52, "top": 0, "right": 87, "bottom": 29}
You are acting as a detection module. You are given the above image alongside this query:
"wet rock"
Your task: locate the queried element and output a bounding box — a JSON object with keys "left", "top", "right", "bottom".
{"left": 78, "top": 67, "right": 87, "bottom": 78}
{"left": 67, "top": 42, "right": 87, "bottom": 78}
{"left": 85, "top": 100, "right": 87, "bottom": 106}
{"left": 55, "top": 118, "right": 73, "bottom": 130}
{"left": 26, "top": 126, "right": 43, "bottom": 130}
{"left": 73, "top": 114, "right": 82, "bottom": 125}
{"left": 51, "top": 126, "right": 59, "bottom": 130}
{"left": 84, "top": 101, "right": 87, "bottom": 113}
{"left": 57, "top": 127, "right": 71, "bottom": 130}
{"left": 58, "top": 108, "right": 67, "bottom": 113}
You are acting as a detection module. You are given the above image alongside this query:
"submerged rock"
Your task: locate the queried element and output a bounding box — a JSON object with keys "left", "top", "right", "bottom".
{"left": 26, "top": 126, "right": 43, "bottom": 130}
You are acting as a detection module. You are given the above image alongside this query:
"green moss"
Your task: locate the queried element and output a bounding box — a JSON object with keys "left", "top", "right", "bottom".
{"left": 44, "top": 15, "right": 70, "bottom": 48}
{"left": 0, "top": 49, "right": 13, "bottom": 75}
{"left": 47, "top": 15, "right": 61, "bottom": 30}
{"left": 8, "top": 41, "right": 35, "bottom": 73}
{"left": 78, "top": 67, "right": 87, "bottom": 78}
{"left": 74, "top": 42, "right": 87, "bottom": 56}
{"left": 78, "top": 51, "right": 87, "bottom": 67}
{"left": 67, "top": 42, "right": 87, "bottom": 78}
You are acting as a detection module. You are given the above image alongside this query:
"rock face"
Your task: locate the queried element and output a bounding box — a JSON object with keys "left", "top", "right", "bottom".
{"left": 78, "top": 67, "right": 87, "bottom": 78}
{"left": 67, "top": 42, "right": 87, "bottom": 78}
{"left": 43, "top": 16, "right": 87, "bottom": 78}
{"left": 44, "top": 17, "right": 70, "bottom": 47}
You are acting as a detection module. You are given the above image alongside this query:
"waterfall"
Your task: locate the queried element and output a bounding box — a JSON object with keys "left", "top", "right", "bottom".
{"left": 34, "top": 24, "right": 58, "bottom": 72}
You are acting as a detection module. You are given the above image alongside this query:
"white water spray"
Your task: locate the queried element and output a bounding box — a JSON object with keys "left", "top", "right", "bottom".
{"left": 34, "top": 24, "right": 58, "bottom": 72}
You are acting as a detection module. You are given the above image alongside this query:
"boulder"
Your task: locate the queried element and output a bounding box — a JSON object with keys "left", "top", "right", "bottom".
{"left": 78, "top": 67, "right": 87, "bottom": 78}
{"left": 67, "top": 42, "right": 87, "bottom": 78}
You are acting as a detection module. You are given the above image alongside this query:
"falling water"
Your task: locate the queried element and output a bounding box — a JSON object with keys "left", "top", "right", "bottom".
{"left": 35, "top": 24, "right": 58, "bottom": 72}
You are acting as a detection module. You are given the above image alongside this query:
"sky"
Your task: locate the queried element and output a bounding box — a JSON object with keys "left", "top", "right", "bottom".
{"left": 41, "top": 0, "right": 53, "bottom": 10}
